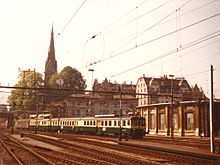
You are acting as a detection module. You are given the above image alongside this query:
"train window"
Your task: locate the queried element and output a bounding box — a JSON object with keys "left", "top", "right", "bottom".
{"left": 105, "top": 121, "right": 108, "bottom": 126}
{"left": 118, "top": 121, "right": 120, "bottom": 126}
{"left": 109, "top": 121, "right": 112, "bottom": 126}
{"left": 84, "top": 121, "right": 86, "bottom": 125}
{"left": 127, "top": 120, "right": 130, "bottom": 126}
{"left": 93, "top": 121, "right": 96, "bottom": 125}
{"left": 90, "top": 121, "right": 93, "bottom": 125}
{"left": 123, "top": 120, "right": 126, "bottom": 126}
{"left": 132, "top": 120, "right": 137, "bottom": 126}
{"left": 101, "top": 121, "right": 104, "bottom": 126}
{"left": 114, "top": 121, "right": 117, "bottom": 126}
{"left": 87, "top": 121, "right": 90, "bottom": 125}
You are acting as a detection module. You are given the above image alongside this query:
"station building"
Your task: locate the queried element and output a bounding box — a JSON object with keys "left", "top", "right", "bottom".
{"left": 136, "top": 75, "right": 220, "bottom": 137}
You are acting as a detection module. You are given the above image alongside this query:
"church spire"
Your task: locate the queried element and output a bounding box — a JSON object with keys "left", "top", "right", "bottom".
{"left": 48, "top": 26, "right": 55, "bottom": 59}
{"left": 45, "top": 26, "right": 57, "bottom": 86}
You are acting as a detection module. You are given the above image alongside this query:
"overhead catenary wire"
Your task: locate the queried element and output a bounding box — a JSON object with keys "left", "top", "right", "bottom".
{"left": 88, "top": 13, "right": 220, "bottom": 68}
{"left": 89, "top": 0, "right": 149, "bottom": 40}
{"left": 105, "top": 0, "right": 219, "bottom": 48}
{"left": 104, "top": 0, "right": 176, "bottom": 35}
{"left": 56, "top": 0, "right": 87, "bottom": 39}
{"left": 87, "top": 0, "right": 197, "bottom": 67}
{"left": 33, "top": 0, "right": 87, "bottom": 70}
{"left": 110, "top": 31, "right": 220, "bottom": 78}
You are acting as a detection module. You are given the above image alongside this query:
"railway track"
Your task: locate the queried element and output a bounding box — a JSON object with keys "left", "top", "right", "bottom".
{"left": 0, "top": 132, "right": 54, "bottom": 165}
{"left": 38, "top": 132, "right": 219, "bottom": 164}
{"left": 3, "top": 130, "right": 220, "bottom": 164}
{"left": 22, "top": 132, "right": 168, "bottom": 164}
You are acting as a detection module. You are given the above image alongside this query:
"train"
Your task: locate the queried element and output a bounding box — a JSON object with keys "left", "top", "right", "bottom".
{"left": 15, "top": 114, "right": 146, "bottom": 138}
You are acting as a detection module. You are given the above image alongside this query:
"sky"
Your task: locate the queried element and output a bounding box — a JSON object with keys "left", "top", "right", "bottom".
{"left": 0, "top": 0, "right": 220, "bottom": 104}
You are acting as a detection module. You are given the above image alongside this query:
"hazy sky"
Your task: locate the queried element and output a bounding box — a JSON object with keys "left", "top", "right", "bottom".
{"left": 0, "top": 0, "right": 220, "bottom": 104}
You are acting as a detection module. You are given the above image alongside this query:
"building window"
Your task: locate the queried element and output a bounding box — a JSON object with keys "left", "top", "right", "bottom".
{"left": 173, "top": 114, "right": 179, "bottom": 129}
{"left": 159, "top": 113, "right": 165, "bottom": 130}
{"left": 150, "top": 113, "right": 155, "bottom": 129}
{"left": 186, "top": 113, "right": 194, "bottom": 130}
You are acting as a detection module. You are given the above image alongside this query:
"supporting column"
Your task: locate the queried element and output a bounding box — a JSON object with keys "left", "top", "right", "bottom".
{"left": 209, "top": 65, "right": 214, "bottom": 153}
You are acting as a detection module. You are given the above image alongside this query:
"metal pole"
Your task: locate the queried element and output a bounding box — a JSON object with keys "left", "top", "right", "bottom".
{"left": 169, "top": 75, "right": 174, "bottom": 140}
{"left": 209, "top": 65, "right": 214, "bottom": 153}
{"left": 119, "top": 86, "right": 122, "bottom": 141}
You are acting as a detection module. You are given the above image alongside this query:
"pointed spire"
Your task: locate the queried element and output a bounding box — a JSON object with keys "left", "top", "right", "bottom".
{"left": 45, "top": 25, "right": 57, "bottom": 86}
{"left": 48, "top": 25, "right": 55, "bottom": 58}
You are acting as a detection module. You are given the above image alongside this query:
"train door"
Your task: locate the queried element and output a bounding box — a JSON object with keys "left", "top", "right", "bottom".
{"left": 96, "top": 120, "right": 101, "bottom": 134}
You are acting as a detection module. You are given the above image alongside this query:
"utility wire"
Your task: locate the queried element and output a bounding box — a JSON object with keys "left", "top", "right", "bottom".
{"left": 110, "top": 32, "right": 220, "bottom": 78}
{"left": 87, "top": 0, "right": 192, "bottom": 67}
{"left": 106, "top": 0, "right": 175, "bottom": 34}
{"left": 56, "top": 0, "right": 87, "bottom": 39}
{"left": 89, "top": 13, "right": 219, "bottom": 68}
{"left": 106, "top": 0, "right": 218, "bottom": 48}
{"left": 111, "top": 0, "right": 191, "bottom": 51}
{"left": 89, "top": 0, "right": 148, "bottom": 40}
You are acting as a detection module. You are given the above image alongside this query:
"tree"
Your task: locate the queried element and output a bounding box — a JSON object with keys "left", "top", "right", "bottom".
{"left": 0, "top": 104, "right": 8, "bottom": 112}
{"left": 45, "top": 66, "right": 86, "bottom": 103}
{"left": 7, "top": 71, "right": 44, "bottom": 112}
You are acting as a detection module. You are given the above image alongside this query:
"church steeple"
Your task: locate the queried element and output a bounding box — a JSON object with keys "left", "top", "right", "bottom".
{"left": 45, "top": 26, "right": 57, "bottom": 86}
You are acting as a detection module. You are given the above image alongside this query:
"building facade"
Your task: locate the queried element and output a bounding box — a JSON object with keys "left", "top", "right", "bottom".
{"left": 136, "top": 75, "right": 220, "bottom": 137}
{"left": 137, "top": 100, "right": 220, "bottom": 137}
{"left": 51, "top": 79, "right": 138, "bottom": 117}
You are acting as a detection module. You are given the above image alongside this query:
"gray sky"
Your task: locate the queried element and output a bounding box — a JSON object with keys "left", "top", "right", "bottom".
{"left": 0, "top": 0, "right": 220, "bottom": 104}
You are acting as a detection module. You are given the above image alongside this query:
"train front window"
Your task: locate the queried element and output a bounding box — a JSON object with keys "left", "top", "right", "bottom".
{"left": 132, "top": 120, "right": 137, "bottom": 126}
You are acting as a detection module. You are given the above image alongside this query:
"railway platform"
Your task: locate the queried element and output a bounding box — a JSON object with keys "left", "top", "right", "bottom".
{"left": 118, "top": 138, "right": 220, "bottom": 163}
{"left": 10, "top": 133, "right": 62, "bottom": 151}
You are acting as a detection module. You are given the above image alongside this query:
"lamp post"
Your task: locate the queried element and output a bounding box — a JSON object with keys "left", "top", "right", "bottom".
{"left": 119, "top": 86, "right": 122, "bottom": 141}
{"left": 169, "top": 75, "right": 174, "bottom": 140}
{"left": 88, "top": 69, "right": 94, "bottom": 116}
{"left": 115, "top": 83, "right": 123, "bottom": 141}
{"left": 88, "top": 69, "right": 94, "bottom": 86}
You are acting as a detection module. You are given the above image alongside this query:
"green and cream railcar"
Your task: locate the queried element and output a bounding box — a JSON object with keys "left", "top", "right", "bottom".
{"left": 29, "top": 117, "right": 79, "bottom": 132}
{"left": 27, "top": 115, "right": 146, "bottom": 138}
{"left": 75, "top": 116, "right": 146, "bottom": 138}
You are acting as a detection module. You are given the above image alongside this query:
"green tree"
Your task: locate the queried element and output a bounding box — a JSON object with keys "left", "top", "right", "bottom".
{"left": 45, "top": 66, "right": 86, "bottom": 103}
{"left": 7, "top": 71, "right": 44, "bottom": 112}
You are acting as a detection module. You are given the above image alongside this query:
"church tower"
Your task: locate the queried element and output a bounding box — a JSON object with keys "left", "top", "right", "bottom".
{"left": 44, "top": 26, "right": 57, "bottom": 86}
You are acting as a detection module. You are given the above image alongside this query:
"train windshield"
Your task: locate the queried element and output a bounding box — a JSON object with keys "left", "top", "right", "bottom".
{"left": 131, "top": 117, "right": 146, "bottom": 127}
